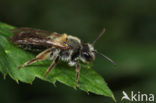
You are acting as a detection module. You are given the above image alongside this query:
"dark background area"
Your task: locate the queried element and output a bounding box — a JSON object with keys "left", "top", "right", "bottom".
{"left": 0, "top": 0, "right": 156, "bottom": 103}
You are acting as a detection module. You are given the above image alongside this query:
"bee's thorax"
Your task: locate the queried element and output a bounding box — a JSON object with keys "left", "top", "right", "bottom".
{"left": 49, "top": 35, "right": 95, "bottom": 67}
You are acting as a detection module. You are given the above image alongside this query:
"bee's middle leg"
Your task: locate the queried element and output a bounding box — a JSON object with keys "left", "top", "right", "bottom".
{"left": 75, "top": 62, "right": 81, "bottom": 87}
{"left": 43, "top": 56, "right": 59, "bottom": 77}
{"left": 17, "top": 48, "right": 52, "bottom": 69}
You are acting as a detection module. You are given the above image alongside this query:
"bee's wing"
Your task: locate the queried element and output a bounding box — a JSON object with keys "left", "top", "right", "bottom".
{"left": 10, "top": 27, "right": 69, "bottom": 51}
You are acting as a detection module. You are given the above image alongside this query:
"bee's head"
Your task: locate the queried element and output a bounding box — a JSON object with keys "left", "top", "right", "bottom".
{"left": 80, "top": 43, "right": 95, "bottom": 63}
{"left": 80, "top": 28, "right": 116, "bottom": 65}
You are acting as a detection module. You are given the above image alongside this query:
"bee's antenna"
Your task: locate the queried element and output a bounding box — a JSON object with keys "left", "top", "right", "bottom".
{"left": 92, "top": 28, "right": 106, "bottom": 46}
{"left": 94, "top": 50, "right": 116, "bottom": 65}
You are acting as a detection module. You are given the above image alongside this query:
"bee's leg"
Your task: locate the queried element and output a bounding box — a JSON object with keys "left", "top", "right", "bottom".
{"left": 75, "top": 62, "right": 81, "bottom": 87}
{"left": 43, "top": 56, "right": 59, "bottom": 77}
{"left": 17, "top": 48, "right": 52, "bottom": 69}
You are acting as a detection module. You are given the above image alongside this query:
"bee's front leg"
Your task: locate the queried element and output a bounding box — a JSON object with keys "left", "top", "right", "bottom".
{"left": 17, "top": 48, "right": 52, "bottom": 69}
{"left": 76, "top": 62, "right": 81, "bottom": 87}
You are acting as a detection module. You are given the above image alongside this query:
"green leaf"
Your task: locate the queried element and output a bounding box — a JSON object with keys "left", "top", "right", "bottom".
{"left": 0, "top": 22, "right": 115, "bottom": 101}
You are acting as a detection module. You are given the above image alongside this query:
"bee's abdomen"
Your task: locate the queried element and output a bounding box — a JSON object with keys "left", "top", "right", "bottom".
{"left": 10, "top": 29, "right": 52, "bottom": 52}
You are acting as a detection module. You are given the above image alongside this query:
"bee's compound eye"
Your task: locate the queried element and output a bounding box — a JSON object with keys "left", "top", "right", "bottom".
{"left": 81, "top": 52, "right": 93, "bottom": 62}
{"left": 83, "top": 52, "right": 90, "bottom": 57}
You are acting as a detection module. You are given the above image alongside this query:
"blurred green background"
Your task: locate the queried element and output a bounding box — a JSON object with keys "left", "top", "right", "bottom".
{"left": 0, "top": 0, "right": 156, "bottom": 103}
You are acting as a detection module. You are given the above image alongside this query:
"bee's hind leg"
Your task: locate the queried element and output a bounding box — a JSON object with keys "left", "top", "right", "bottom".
{"left": 17, "top": 48, "right": 52, "bottom": 69}
{"left": 75, "top": 62, "right": 81, "bottom": 87}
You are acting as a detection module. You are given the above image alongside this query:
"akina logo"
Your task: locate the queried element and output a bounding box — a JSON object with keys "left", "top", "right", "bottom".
{"left": 121, "top": 91, "right": 155, "bottom": 102}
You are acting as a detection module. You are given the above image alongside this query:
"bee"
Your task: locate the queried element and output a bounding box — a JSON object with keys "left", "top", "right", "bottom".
{"left": 10, "top": 27, "right": 115, "bottom": 86}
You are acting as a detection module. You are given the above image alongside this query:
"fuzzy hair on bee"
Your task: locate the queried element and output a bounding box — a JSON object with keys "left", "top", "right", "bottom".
{"left": 10, "top": 27, "right": 115, "bottom": 86}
